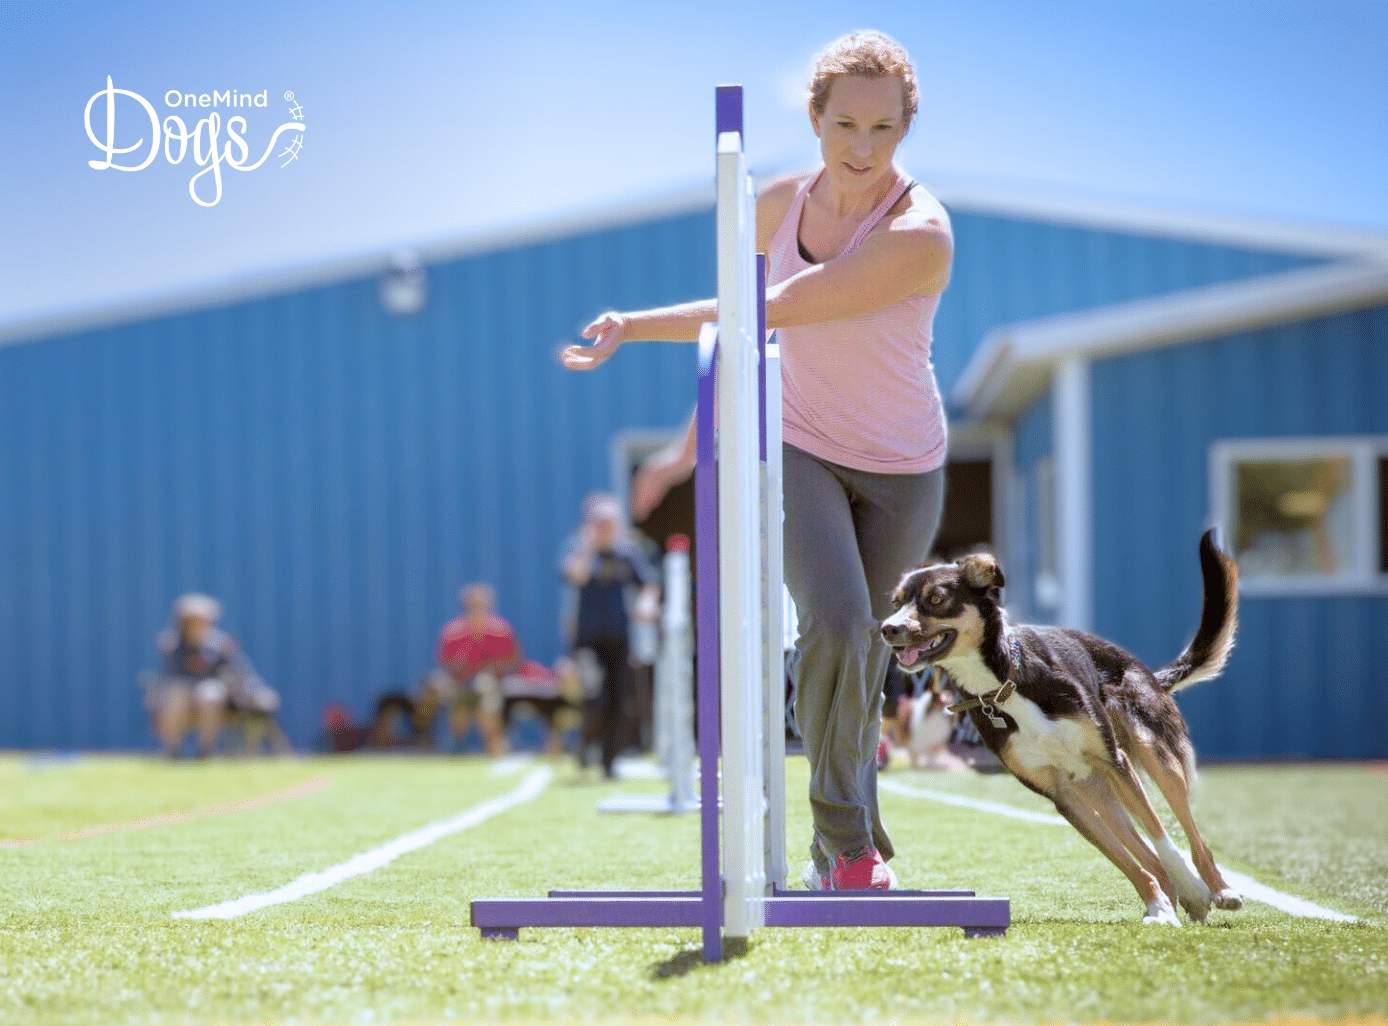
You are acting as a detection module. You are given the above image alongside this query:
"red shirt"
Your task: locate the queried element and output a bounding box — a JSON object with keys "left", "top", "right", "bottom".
{"left": 436, "top": 614, "right": 518, "bottom": 678}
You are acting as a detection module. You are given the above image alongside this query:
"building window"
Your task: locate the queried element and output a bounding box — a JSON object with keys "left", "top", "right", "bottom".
{"left": 1209, "top": 436, "right": 1388, "bottom": 596}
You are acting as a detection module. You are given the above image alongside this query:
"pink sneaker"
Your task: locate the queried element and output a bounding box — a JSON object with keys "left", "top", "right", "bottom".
{"left": 830, "top": 845, "right": 897, "bottom": 890}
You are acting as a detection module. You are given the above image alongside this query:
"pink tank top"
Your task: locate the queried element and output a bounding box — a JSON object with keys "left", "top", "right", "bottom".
{"left": 767, "top": 167, "right": 948, "bottom": 474}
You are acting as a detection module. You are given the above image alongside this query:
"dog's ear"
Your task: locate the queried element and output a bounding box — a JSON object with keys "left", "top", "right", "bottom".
{"left": 958, "top": 553, "right": 1005, "bottom": 594}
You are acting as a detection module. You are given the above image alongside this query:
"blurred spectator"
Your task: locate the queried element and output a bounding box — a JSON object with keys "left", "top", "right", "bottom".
{"left": 141, "top": 593, "right": 283, "bottom": 757}
{"left": 500, "top": 655, "right": 585, "bottom": 757}
{"left": 560, "top": 493, "right": 659, "bottom": 778}
{"left": 433, "top": 583, "right": 521, "bottom": 756}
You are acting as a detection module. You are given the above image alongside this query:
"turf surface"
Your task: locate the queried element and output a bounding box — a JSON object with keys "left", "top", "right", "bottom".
{"left": 1, "top": 753, "right": 1384, "bottom": 1025}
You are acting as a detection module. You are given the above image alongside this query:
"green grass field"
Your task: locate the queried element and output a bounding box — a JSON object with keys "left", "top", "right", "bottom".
{"left": 1, "top": 752, "right": 1385, "bottom": 1025}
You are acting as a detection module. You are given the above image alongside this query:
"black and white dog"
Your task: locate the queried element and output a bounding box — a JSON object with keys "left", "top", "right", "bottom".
{"left": 880, "top": 531, "right": 1244, "bottom": 925}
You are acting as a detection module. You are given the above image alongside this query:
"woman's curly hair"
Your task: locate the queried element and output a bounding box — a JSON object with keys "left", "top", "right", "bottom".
{"left": 808, "top": 30, "right": 919, "bottom": 132}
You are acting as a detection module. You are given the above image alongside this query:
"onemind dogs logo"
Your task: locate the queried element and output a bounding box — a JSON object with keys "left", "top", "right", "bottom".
{"left": 85, "top": 77, "right": 307, "bottom": 207}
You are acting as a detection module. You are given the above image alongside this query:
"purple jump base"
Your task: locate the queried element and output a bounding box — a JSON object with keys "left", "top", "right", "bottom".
{"left": 472, "top": 892, "right": 1010, "bottom": 938}
{"left": 547, "top": 889, "right": 978, "bottom": 899}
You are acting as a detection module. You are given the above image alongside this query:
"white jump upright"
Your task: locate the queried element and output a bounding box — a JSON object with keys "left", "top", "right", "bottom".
{"left": 659, "top": 538, "right": 698, "bottom": 812}
{"left": 760, "top": 331, "right": 788, "bottom": 891}
{"left": 715, "top": 93, "right": 767, "bottom": 938}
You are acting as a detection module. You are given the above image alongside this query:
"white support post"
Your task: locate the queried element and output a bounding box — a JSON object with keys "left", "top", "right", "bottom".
{"left": 662, "top": 541, "right": 696, "bottom": 812}
{"left": 761, "top": 341, "right": 787, "bottom": 891}
{"left": 1053, "top": 357, "right": 1093, "bottom": 631}
{"left": 716, "top": 127, "right": 766, "bottom": 937}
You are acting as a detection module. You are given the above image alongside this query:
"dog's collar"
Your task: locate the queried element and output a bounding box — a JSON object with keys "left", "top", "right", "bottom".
{"left": 948, "top": 633, "right": 1021, "bottom": 727}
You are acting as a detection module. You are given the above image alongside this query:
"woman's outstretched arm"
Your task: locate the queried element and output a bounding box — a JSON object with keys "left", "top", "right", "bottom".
{"left": 560, "top": 299, "right": 715, "bottom": 370}
{"left": 560, "top": 179, "right": 949, "bottom": 370}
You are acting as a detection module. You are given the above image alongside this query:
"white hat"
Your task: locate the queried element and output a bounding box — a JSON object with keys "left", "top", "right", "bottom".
{"left": 173, "top": 592, "right": 222, "bottom": 622}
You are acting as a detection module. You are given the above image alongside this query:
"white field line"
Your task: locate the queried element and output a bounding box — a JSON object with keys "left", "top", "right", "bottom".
{"left": 173, "top": 767, "right": 552, "bottom": 921}
{"left": 487, "top": 752, "right": 536, "bottom": 776}
{"left": 879, "top": 778, "right": 1068, "bottom": 825}
{"left": 878, "top": 777, "right": 1357, "bottom": 922}
{"left": 1217, "top": 869, "right": 1356, "bottom": 922}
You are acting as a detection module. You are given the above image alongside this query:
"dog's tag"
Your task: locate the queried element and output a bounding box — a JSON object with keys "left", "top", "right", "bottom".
{"left": 986, "top": 712, "right": 1007, "bottom": 729}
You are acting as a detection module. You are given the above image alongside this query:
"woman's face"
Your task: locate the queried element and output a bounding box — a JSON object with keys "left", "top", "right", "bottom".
{"left": 811, "top": 74, "right": 908, "bottom": 195}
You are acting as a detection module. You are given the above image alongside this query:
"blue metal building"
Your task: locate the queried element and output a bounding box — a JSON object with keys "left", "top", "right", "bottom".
{"left": 2, "top": 180, "right": 1385, "bottom": 757}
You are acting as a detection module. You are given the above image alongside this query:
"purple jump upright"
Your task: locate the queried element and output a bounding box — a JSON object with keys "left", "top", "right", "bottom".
{"left": 469, "top": 85, "right": 1010, "bottom": 960}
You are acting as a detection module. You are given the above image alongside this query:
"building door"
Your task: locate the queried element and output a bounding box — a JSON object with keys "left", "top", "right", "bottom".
{"left": 933, "top": 459, "right": 993, "bottom": 561}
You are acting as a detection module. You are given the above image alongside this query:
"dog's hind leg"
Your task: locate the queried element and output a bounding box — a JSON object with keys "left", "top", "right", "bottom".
{"left": 1074, "top": 774, "right": 1178, "bottom": 904}
{"left": 1132, "top": 739, "right": 1242, "bottom": 912}
{"left": 1098, "top": 749, "right": 1212, "bottom": 922}
{"left": 1045, "top": 781, "right": 1181, "bottom": 926}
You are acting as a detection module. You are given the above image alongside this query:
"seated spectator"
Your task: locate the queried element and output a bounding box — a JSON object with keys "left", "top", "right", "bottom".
{"left": 141, "top": 593, "right": 282, "bottom": 757}
{"left": 434, "top": 583, "right": 522, "bottom": 756}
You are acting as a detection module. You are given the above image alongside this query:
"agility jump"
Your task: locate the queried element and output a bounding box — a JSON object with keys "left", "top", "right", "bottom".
{"left": 470, "top": 86, "right": 1009, "bottom": 961}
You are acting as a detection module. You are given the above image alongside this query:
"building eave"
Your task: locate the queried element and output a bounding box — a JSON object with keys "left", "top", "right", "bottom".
{"left": 927, "top": 180, "right": 1388, "bottom": 262}
{"left": 953, "top": 260, "right": 1388, "bottom": 421}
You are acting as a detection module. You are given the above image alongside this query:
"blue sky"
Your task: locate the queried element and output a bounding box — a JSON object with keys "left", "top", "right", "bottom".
{"left": 2, "top": 0, "right": 1384, "bottom": 326}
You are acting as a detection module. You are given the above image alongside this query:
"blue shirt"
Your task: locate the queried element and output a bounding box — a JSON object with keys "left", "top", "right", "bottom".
{"left": 564, "top": 538, "right": 657, "bottom": 646}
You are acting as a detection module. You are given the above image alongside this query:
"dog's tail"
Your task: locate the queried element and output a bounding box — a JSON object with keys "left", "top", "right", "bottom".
{"left": 1155, "top": 530, "right": 1239, "bottom": 694}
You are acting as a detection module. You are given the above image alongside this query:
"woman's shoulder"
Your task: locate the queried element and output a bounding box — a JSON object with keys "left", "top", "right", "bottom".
{"left": 758, "top": 170, "right": 813, "bottom": 203}
{"left": 893, "top": 179, "right": 952, "bottom": 235}
{"left": 756, "top": 171, "right": 813, "bottom": 246}
{"left": 863, "top": 177, "right": 952, "bottom": 262}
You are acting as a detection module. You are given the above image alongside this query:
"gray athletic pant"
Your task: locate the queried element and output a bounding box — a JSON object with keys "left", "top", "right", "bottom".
{"left": 782, "top": 444, "right": 945, "bottom": 864}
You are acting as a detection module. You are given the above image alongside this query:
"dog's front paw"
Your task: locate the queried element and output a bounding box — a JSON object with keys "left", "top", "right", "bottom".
{"left": 1213, "top": 888, "right": 1244, "bottom": 911}
{"left": 1143, "top": 895, "right": 1182, "bottom": 926}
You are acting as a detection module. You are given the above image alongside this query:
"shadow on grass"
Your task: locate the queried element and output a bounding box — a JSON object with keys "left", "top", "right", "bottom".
{"left": 650, "top": 938, "right": 749, "bottom": 979}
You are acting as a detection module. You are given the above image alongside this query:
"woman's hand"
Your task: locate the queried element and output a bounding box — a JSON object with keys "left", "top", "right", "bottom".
{"left": 561, "top": 312, "right": 629, "bottom": 370}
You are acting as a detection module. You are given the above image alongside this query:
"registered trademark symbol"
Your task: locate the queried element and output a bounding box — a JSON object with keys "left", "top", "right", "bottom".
{"left": 284, "top": 91, "right": 295, "bottom": 101}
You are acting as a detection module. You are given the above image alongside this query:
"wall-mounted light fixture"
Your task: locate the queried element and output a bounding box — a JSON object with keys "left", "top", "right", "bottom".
{"left": 378, "top": 249, "right": 428, "bottom": 316}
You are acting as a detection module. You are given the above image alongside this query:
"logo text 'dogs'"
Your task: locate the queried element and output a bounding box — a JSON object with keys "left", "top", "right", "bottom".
{"left": 85, "top": 77, "right": 307, "bottom": 207}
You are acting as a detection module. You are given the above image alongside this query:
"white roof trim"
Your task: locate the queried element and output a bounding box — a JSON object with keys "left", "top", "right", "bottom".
{"left": 926, "top": 180, "right": 1388, "bottom": 261}
{"left": 954, "top": 260, "right": 1388, "bottom": 420}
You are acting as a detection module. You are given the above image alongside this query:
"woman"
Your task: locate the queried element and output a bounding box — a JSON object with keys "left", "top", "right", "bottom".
{"left": 563, "top": 31, "right": 951, "bottom": 890}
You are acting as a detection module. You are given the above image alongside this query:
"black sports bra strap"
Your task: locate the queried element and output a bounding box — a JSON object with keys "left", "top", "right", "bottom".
{"left": 797, "top": 176, "right": 917, "bottom": 264}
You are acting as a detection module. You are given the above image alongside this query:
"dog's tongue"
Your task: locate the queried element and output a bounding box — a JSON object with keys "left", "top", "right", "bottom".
{"left": 899, "top": 645, "right": 925, "bottom": 664}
